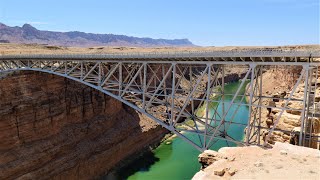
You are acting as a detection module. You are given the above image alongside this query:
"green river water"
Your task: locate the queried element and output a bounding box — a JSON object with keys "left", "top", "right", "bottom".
{"left": 106, "top": 81, "right": 249, "bottom": 180}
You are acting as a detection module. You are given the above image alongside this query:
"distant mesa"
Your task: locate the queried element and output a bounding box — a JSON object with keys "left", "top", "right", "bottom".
{"left": 0, "top": 22, "right": 195, "bottom": 47}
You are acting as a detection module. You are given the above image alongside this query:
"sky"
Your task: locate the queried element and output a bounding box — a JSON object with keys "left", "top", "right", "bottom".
{"left": 0, "top": 0, "right": 319, "bottom": 46}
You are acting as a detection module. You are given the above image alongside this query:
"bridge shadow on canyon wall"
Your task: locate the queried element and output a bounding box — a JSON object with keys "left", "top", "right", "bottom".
{"left": 104, "top": 150, "right": 162, "bottom": 180}
{"left": 0, "top": 70, "right": 167, "bottom": 179}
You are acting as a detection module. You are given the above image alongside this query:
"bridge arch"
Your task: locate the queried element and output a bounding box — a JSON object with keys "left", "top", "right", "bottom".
{"left": 0, "top": 65, "right": 207, "bottom": 151}
{"left": 0, "top": 52, "right": 319, "bottom": 151}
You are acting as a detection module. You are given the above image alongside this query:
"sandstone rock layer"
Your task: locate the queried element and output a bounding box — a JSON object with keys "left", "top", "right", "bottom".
{"left": 0, "top": 71, "right": 167, "bottom": 179}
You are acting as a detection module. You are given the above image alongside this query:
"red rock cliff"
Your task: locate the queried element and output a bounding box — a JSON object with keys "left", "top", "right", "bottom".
{"left": 0, "top": 71, "right": 167, "bottom": 179}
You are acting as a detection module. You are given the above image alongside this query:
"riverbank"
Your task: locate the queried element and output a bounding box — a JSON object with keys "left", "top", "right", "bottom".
{"left": 104, "top": 131, "right": 172, "bottom": 179}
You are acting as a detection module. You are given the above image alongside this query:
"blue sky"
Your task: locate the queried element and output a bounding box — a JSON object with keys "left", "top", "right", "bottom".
{"left": 0, "top": 0, "right": 319, "bottom": 46}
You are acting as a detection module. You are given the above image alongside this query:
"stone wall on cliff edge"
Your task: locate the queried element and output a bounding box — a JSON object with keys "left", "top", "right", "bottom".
{"left": 0, "top": 71, "right": 167, "bottom": 179}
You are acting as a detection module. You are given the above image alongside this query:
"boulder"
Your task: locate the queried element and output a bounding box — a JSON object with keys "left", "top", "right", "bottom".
{"left": 213, "top": 167, "right": 225, "bottom": 176}
{"left": 227, "top": 168, "right": 237, "bottom": 176}
{"left": 198, "top": 150, "right": 220, "bottom": 169}
{"left": 282, "top": 114, "right": 301, "bottom": 127}
{"left": 286, "top": 110, "right": 302, "bottom": 115}
{"left": 266, "top": 119, "right": 273, "bottom": 128}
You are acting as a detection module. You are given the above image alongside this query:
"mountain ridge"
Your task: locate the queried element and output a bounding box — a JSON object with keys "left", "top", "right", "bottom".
{"left": 0, "top": 23, "right": 195, "bottom": 47}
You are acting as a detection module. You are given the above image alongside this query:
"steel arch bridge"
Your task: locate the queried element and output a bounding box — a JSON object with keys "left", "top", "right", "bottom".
{"left": 0, "top": 50, "right": 319, "bottom": 152}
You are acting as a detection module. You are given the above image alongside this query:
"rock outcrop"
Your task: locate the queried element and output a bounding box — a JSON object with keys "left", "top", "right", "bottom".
{"left": 193, "top": 143, "right": 320, "bottom": 180}
{"left": 0, "top": 71, "right": 167, "bottom": 179}
{"left": 246, "top": 67, "right": 320, "bottom": 149}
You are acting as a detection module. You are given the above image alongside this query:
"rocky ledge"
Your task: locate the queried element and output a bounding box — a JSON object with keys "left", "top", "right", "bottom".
{"left": 193, "top": 142, "right": 320, "bottom": 180}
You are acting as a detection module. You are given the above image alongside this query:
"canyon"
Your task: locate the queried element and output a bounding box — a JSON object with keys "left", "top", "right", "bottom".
{"left": 0, "top": 62, "right": 248, "bottom": 179}
{"left": 0, "top": 71, "right": 167, "bottom": 179}
{"left": 0, "top": 43, "right": 253, "bottom": 179}
{"left": 0, "top": 43, "right": 319, "bottom": 179}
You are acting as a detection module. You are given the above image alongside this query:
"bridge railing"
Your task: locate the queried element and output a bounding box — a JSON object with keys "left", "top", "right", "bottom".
{"left": 0, "top": 50, "right": 319, "bottom": 60}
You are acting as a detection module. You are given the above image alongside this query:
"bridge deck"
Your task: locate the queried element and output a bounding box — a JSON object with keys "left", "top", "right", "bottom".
{"left": 0, "top": 50, "right": 319, "bottom": 63}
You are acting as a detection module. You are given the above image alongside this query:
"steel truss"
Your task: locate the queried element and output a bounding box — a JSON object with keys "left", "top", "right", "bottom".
{"left": 0, "top": 54, "right": 319, "bottom": 152}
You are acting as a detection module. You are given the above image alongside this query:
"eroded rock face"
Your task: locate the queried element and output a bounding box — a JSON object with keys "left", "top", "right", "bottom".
{"left": 0, "top": 71, "right": 167, "bottom": 179}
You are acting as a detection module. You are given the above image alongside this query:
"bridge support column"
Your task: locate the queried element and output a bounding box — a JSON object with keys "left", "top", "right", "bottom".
{"left": 257, "top": 66, "right": 263, "bottom": 145}
{"left": 246, "top": 64, "right": 256, "bottom": 145}
{"left": 299, "top": 64, "right": 311, "bottom": 146}
{"left": 264, "top": 66, "right": 306, "bottom": 146}
{"left": 204, "top": 63, "right": 212, "bottom": 148}
{"left": 170, "top": 63, "right": 176, "bottom": 127}
{"left": 142, "top": 63, "right": 147, "bottom": 109}
{"left": 221, "top": 65, "right": 225, "bottom": 134}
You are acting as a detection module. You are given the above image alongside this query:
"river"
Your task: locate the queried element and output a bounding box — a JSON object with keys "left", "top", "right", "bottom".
{"left": 107, "top": 81, "right": 249, "bottom": 180}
